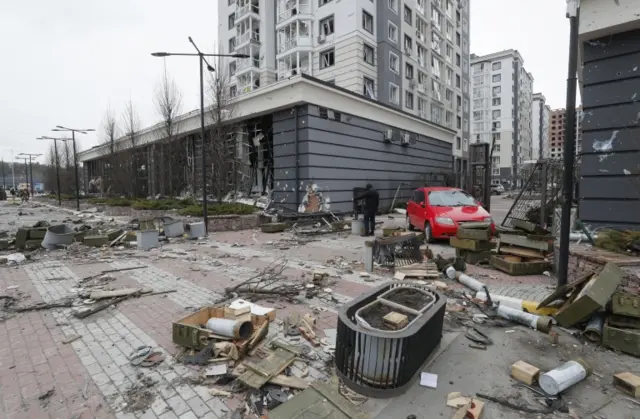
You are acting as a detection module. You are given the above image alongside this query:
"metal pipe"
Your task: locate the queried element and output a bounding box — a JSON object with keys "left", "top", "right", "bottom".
{"left": 205, "top": 318, "right": 253, "bottom": 340}
{"left": 72, "top": 130, "right": 80, "bottom": 211}
{"left": 54, "top": 140, "right": 61, "bottom": 206}
{"left": 496, "top": 305, "right": 552, "bottom": 333}
{"left": 199, "top": 53, "right": 209, "bottom": 235}
{"left": 449, "top": 269, "right": 486, "bottom": 292}
{"left": 583, "top": 312, "right": 605, "bottom": 342}
{"left": 557, "top": 1, "right": 580, "bottom": 287}
{"left": 28, "top": 156, "right": 34, "bottom": 196}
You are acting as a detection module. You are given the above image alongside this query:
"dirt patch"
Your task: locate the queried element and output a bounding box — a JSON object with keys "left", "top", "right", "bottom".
{"left": 359, "top": 302, "right": 416, "bottom": 331}
{"left": 122, "top": 374, "right": 156, "bottom": 413}
{"left": 383, "top": 288, "right": 434, "bottom": 311}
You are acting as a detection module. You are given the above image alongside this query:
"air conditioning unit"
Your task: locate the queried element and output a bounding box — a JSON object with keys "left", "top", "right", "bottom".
{"left": 318, "top": 34, "right": 326, "bottom": 44}
{"left": 384, "top": 129, "right": 394, "bottom": 142}
{"left": 401, "top": 133, "right": 411, "bottom": 145}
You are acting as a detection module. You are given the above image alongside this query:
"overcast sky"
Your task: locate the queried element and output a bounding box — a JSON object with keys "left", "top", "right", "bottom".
{"left": 0, "top": 0, "right": 571, "bottom": 162}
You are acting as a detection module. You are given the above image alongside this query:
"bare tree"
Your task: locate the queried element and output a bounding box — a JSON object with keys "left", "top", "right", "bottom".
{"left": 154, "top": 67, "right": 184, "bottom": 197}
{"left": 121, "top": 98, "right": 142, "bottom": 196}
{"left": 206, "top": 56, "right": 242, "bottom": 203}
{"left": 98, "top": 107, "right": 120, "bottom": 195}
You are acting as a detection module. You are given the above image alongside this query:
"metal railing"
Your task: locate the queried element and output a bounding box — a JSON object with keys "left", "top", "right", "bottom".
{"left": 237, "top": 30, "right": 260, "bottom": 45}
{"left": 277, "top": 2, "right": 311, "bottom": 23}
{"left": 236, "top": 3, "right": 259, "bottom": 19}
{"left": 236, "top": 57, "right": 260, "bottom": 71}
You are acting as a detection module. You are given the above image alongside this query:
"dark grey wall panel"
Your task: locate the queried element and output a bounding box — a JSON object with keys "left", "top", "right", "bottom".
{"left": 302, "top": 154, "right": 451, "bottom": 171}
{"left": 580, "top": 28, "right": 640, "bottom": 230}
{"left": 582, "top": 78, "right": 640, "bottom": 108}
{"left": 579, "top": 176, "right": 640, "bottom": 199}
{"left": 583, "top": 29, "right": 640, "bottom": 62}
{"left": 582, "top": 52, "right": 640, "bottom": 85}
{"left": 581, "top": 128, "right": 640, "bottom": 153}
{"left": 581, "top": 103, "right": 640, "bottom": 131}
{"left": 579, "top": 200, "right": 640, "bottom": 224}
{"left": 580, "top": 152, "right": 640, "bottom": 176}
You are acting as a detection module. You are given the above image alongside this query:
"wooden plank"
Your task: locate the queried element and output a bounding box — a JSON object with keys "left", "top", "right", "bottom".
{"left": 450, "top": 237, "right": 494, "bottom": 251}
{"left": 499, "top": 245, "right": 545, "bottom": 259}
{"left": 499, "top": 234, "right": 550, "bottom": 252}
{"left": 89, "top": 288, "right": 141, "bottom": 300}
{"left": 237, "top": 348, "right": 296, "bottom": 389}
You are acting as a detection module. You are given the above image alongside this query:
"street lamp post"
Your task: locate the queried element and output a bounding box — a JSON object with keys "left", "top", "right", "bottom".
{"left": 17, "top": 153, "right": 42, "bottom": 196}
{"left": 37, "top": 136, "right": 70, "bottom": 206}
{"left": 51, "top": 126, "right": 95, "bottom": 211}
{"left": 15, "top": 158, "right": 28, "bottom": 190}
{"left": 151, "top": 37, "right": 248, "bottom": 234}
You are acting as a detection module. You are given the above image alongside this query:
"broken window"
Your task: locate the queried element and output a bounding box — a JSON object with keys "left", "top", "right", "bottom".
{"left": 320, "top": 16, "right": 334, "bottom": 36}
{"left": 363, "top": 43, "right": 375, "bottom": 65}
{"left": 320, "top": 48, "right": 335, "bottom": 69}
{"left": 364, "top": 77, "right": 375, "bottom": 99}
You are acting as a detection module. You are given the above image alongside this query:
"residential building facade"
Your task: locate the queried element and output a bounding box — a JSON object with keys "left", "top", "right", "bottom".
{"left": 218, "top": 0, "right": 471, "bottom": 186}
{"left": 531, "top": 93, "right": 551, "bottom": 159}
{"left": 469, "top": 50, "right": 533, "bottom": 187}
{"left": 548, "top": 107, "right": 581, "bottom": 160}
{"left": 578, "top": 0, "right": 640, "bottom": 230}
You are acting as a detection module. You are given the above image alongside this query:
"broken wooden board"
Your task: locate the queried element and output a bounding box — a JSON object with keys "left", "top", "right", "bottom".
{"left": 536, "top": 271, "right": 595, "bottom": 309}
{"left": 269, "top": 381, "right": 369, "bottom": 419}
{"left": 89, "top": 288, "right": 142, "bottom": 300}
{"left": 499, "top": 245, "right": 546, "bottom": 259}
{"left": 237, "top": 348, "right": 296, "bottom": 389}
{"left": 230, "top": 365, "right": 309, "bottom": 389}
{"left": 499, "top": 234, "right": 550, "bottom": 252}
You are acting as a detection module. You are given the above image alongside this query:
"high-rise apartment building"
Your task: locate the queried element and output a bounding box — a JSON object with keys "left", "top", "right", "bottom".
{"left": 532, "top": 93, "right": 551, "bottom": 159}
{"left": 218, "top": 0, "right": 472, "bottom": 184}
{"left": 470, "top": 49, "right": 533, "bottom": 186}
{"left": 548, "top": 107, "right": 581, "bottom": 159}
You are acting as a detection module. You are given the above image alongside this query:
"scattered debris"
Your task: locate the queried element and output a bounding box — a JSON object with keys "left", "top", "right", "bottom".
{"left": 419, "top": 372, "right": 438, "bottom": 388}
{"left": 539, "top": 358, "right": 591, "bottom": 396}
{"left": 62, "top": 335, "right": 82, "bottom": 345}
{"left": 511, "top": 360, "right": 541, "bottom": 385}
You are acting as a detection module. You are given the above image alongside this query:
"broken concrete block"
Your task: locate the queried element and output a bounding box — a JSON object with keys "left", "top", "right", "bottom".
{"left": 137, "top": 230, "right": 159, "bottom": 250}
{"left": 84, "top": 235, "right": 109, "bottom": 247}
{"left": 186, "top": 222, "right": 205, "bottom": 239}
{"left": 15, "top": 228, "right": 29, "bottom": 249}
{"left": 511, "top": 360, "right": 540, "bottom": 385}
{"left": 163, "top": 220, "right": 184, "bottom": 238}
{"left": 554, "top": 262, "right": 623, "bottom": 327}
{"left": 383, "top": 311, "right": 409, "bottom": 330}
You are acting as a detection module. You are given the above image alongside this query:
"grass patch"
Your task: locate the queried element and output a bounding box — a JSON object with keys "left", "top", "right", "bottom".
{"left": 594, "top": 229, "right": 640, "bottom": 254}
{"left": 47, "top": 193, "right": 80, "bottom": 201}
{"left": 177, "top": 203, "right": 256, "bottom": 216}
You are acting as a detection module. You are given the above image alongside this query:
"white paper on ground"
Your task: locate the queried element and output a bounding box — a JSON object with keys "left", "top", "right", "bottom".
{"left": 204, "top": 363, "right": 228, "bottom": 376}
{"left": 229, "top": 299, "right": 275, "bottom": 316}
{"left": 419, "top": 372, "right": 438, "bottom": 388}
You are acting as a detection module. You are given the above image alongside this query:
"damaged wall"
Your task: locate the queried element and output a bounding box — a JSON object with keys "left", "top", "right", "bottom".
{"left": 579, "top": 28, "right": 640, "bottom": 231}
{"left": 270, "top": 104, "right": 453, "bottom": 213}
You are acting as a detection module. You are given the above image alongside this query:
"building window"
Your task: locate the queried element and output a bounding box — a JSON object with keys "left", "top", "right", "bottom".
{"left": 228, "top": 13, "right": 235, "bottom": 29}
{"left": 445, "top": 89, "right": 453, "bottom": 102}
{"left": 406, "top": 91, "right": 414, "bottom": 109}
{"left": 389, "top": 0, "right": 398, "bottom": 13}
{"left": 492, "top": 110, "right": 501, "bottom": 119}
{"left": 492, "top": 121, "right": 501, "bottom": 130}
{"left": 456, "top": 137, "right": 461, "bottom": 150}
{"left": 363, "top": 43, "right": 375, "bottom": 65}
{"left": 229, "top": 0, "right": 235, "bottom": 4}
{"left": 456, "top": 54, "right": 461, "bottom": 68}
{"left": 229, "top": 37, "right": 236, "bottom": 53}
{"left": 492, "top": 61, "right": 501, "bottom": 70}
{"left": 455, "top": 74, "right": 461, "bottom": 88}
{"left": 388, "top": 22, "right": 398, "bottom": 43}
{"left": 456, "top": 116, "right": 461, "bottom": 129}
{"left": 320, "top": 48, "right": 335, "bottom": 69}
{"left": 389, "top": 52, "right": 399, "bottom": 73}
{"left": 455, "top": 32, "right": 460, "bottom": 46}
{"left": 404, "top": 35, "right": 412, "bottom": 52}
{"left": 229, "top": 61, "right": 236, "bottom": 76}
{"left": 404, "top": 5, "right": 412, "bottom": 24}
{"left": 492, "top": 74, "right": 501, "bottom": 83}
{"left": 362, "top": 11, "right": 374, "bottom": 33}
{"left": 492, "top": 97, "right": 501, "bottom": 106}
{"left": 405, "top": 63, "right": 414, "bottom": 79}
{"left": 492, "top": 86, "right": 501, "bottom": 96}
{"left": 390, "top": 83, "right": 399, "bottom": 104}
{"left": 495, "top": 144, "right": 501, "bottom": 152}
{"left": 364, "top": 77, "right": 375, "bottom": 98}
{"left": 319, "top": 0, "right": 333, "bottom": 6}
{"left": 320, "top": 16, "right": 334, "bottom": 36}
{"left": 446, "top": 67, "right": 454, "bottom": 86}
{"left": 229, "top": 85, "right": 237, "bottom": 97}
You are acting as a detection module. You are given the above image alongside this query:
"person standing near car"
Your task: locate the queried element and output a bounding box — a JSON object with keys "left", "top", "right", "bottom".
{"left": 355, "top": 184, "right": 379, "bottom": 236}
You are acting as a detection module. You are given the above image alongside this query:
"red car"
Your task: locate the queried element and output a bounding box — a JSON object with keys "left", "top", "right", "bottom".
{"left": 406, "top": 187, "right": 495, "bottom": 242}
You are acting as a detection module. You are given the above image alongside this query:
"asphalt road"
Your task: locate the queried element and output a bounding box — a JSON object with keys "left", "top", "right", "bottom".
{"left": 488, "top": 195, "right": 514, "bottom": 225}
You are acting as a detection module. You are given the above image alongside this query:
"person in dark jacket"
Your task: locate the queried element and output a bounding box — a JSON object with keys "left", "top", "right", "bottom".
{"left": 356, "top": 184, "right": 379, "bottom": 236}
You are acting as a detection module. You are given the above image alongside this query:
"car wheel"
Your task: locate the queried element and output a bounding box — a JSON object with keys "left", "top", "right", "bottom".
{"left": 406, "top": 216, "right": 415, "bottom": 231}
{"left": 424, "top": 222, "right": 433, "bottom": 243}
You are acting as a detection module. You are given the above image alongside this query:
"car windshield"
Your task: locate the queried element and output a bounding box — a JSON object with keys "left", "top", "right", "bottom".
{"left": 428, "top": 190, "right": 477, "bottom": 207}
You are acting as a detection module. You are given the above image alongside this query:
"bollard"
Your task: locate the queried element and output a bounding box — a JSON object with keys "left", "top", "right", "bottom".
{"left": 364, "top": 241, "right": 374, "bottom": 273}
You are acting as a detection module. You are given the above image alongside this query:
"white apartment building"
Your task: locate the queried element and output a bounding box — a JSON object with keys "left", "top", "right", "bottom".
{"left": 532, "top": 93, "right": 551, "bottom": 159}
{"left": 470, "top": 49, "right": 533, "bottom": 187}
{"left": 218, "top": 0, "right": 472, "bottom": 185}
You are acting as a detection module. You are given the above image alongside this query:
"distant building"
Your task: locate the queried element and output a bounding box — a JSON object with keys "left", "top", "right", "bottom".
{"left": 548, "top": 106, "right": 581, "bottom": 160}
{"left": 470, "top": 49, "right": 533, "bottom": 187}
{"left": 531, "top": 93, "right": 551, "bottom": 159}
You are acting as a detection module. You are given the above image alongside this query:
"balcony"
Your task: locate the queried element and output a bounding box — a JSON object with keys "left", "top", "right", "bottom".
{"left": 277, "top": 64, "right": 310, "bottom": 80}
{"left": 236, "top": 3, "right": 259, "bottom": 20}
{"left": 236, "top": 30, "right": 260, "bottom": 48}
{"left": 277, "top": 0, "right": 311, "bottom": 25}
{"left": 236, "top": 57, "right": 260, "bottom": 74}
{"left": 277, "top": 36, "right": 312, "bottom": 54}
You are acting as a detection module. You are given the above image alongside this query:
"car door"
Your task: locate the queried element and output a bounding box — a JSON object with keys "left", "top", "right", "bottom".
{"left": 413, "top": 189, "right": 427, "bottom": 229}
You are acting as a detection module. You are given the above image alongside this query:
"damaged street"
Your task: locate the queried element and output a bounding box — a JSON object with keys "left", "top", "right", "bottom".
{"left": 1, "top": 198, "right": 639, "bottom": 419}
